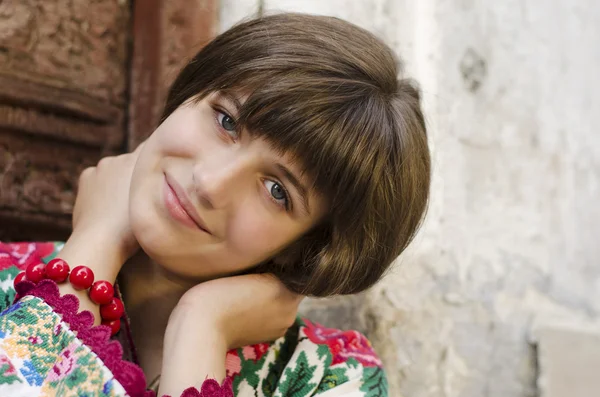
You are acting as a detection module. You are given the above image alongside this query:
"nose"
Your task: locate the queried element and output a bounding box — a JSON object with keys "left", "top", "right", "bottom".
{"left": 192, "top": 149, "right": 251, "bottom": 209}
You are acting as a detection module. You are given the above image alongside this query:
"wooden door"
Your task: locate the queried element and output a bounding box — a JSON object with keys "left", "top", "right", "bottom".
{"left": 0, "top": 0, "right": 217, "bottom": 241}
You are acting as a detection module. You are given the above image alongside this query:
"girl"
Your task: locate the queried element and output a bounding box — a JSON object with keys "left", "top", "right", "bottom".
{"left": 0, "top": 13, "right": 430, "bottom": 397}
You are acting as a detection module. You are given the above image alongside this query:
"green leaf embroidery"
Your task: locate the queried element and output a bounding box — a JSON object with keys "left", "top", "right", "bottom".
{"left": 236, "top": 349, "right": 263, "bottom": 389}
{"left": 315, "top": 367, "right": 349, "bottom": 393}
{"left": 278, "top": 351, "right": 317, "bottom": 397}
{"left": 230, "top": 325, "right": 300, "bottom": 396}
{"left": 316, "top": 344, "right": 331, "bottom": 362}
{"left": 360, "top": 367, "right": 388, "bottom": 397}
{"left": 0, "top": 363, "right": 22, "bottom": 385}
{"left": 64, "top": 367, "right": 88, "bottom": 389}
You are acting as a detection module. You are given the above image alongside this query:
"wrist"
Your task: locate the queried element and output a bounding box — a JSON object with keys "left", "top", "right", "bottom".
{"left": 59, "top": 231, "right": 127, "bottom": 283}
{"left": 160, "top": 306, "right": 228, "bottom": 396}
{"left": 165, "top": 302, "right": 228, "bottom": 349}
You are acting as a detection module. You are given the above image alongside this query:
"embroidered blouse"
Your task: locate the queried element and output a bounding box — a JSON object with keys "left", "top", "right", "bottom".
{"left": 0, "top": 241, "right": 388, "bottom": 396}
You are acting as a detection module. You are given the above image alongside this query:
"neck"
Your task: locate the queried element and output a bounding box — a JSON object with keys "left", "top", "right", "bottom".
{"left": 119, "top": 252, "right": 195, "bottom": 381}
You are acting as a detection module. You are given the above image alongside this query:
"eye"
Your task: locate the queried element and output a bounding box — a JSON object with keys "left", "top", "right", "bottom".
{"left": 263, "top": 180, "right": 290, "bottom": 210}
{"left": 216, "top": 110, "right": 238, "bottom": 139}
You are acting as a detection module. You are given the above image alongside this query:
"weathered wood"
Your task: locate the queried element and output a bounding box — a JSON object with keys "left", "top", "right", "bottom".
{"left": 128, "top": 0, "right": 218, "bottom": 148}
{"left": 0, "top": 0, "right": 129, "bottom": 105}
{"left": 0, "top": 0, "right": 130, "bottom": 238}
{"left": 0, "top": 131, "right": 100, "bottom": 217}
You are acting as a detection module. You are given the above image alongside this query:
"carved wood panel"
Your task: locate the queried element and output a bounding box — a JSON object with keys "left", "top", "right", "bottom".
{"left": 0, "top": 0, "right": 130, "bottom": 240}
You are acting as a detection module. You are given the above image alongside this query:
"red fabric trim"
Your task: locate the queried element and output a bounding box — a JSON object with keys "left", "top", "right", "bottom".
{"left": 161, "top": 377, "right": 233, "bottom": 397}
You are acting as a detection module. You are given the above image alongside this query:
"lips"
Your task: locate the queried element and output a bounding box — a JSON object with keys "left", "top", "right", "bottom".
{"left": 163, "top": 173, "right": 211, "bottom": 234}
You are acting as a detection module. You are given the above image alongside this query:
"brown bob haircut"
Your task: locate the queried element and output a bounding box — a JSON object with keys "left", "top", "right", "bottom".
{"left": 162, "top": 13, "right": 430, "bottom": 297}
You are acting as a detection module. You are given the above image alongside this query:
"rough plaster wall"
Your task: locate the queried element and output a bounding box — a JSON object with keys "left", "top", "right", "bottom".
{"left": 218, "top": 1, "right": 600, "bottom": 396}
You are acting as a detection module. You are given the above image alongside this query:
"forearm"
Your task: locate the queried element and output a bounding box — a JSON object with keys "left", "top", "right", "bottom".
{"left": 158, "top": 304, "right": 227, "bottom": 396}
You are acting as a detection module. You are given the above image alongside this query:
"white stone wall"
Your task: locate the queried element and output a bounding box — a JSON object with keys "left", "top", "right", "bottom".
{"left": 218, "top": 1, "right": 600, "bottom": 396}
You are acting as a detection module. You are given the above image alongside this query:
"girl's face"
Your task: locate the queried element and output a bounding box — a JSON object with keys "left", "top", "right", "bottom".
{"left": 129, "top": 92, "right": 327, "bottom": 279}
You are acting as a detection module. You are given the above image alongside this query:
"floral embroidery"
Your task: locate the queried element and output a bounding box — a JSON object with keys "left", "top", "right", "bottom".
{"left": 0, "top": 257, "right": 13, "bottom": 273}
{"left": 0, "top": 296, "right": 127, "bottom": 396}
{"left": 47, "top": 342, "right": 78, "bottom": 382}
{"left": 20, "top": 360, "right": 43, "bottom": 386}
{"left": 303, "top": 319, "right": 383, "bottom": 367}
{"left": 0, "top": 242, "right": 56, "bottom": 271}
{"left": 0, "top": 242, "right": 388, "bottom": 396}
{"left": 241, "top": 342, "right": 270, "bottom": 362}
{"left": 224, "top": 350, "right": 241, "bottom": 378}
{"left": 0, "top": 354, "right": 21, "bottom": 385}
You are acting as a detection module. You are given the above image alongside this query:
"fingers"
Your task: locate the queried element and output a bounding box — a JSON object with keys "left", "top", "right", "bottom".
{"left": 132, "top": 141, "right": 146, "bottom": 154}
{"left": 79, "top": 166, "right": 94, "bottom": 184}
{"left": 78, "top": 141, "right": 144, "bottom": 186}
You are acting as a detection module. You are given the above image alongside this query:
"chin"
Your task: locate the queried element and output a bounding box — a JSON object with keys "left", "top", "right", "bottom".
{"left": 130, "top": 217, "right": 196, "bottom": 278}
{"left": 130, "top": 205, "right": 167, "bottom": 256}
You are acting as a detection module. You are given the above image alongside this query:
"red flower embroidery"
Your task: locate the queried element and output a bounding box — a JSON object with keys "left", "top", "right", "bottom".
{"left": 302, "top": 319, "right": 382, "bottom": 367}
{"left": 0, "top": 354, "right": 18, "bottom": 377}
{"left": 33, "top": 242, "right": 56, "bottom": 260}
{"left": 253, "top": 343, "right": 270, "bottom": 361}
{"left": 0, "top": 255, "right": 14, "bottom": 272}
{"left": 47, "top": 345, "right": 78, "bottom": 382}
{"left": 0, "top": 242, "right": 56, "bottom": 271}
{"left": 225, "top": 350, "right": 241, "bottom": 378}
{"left": 241, "top": 342, "right": 270, "bottom": 362}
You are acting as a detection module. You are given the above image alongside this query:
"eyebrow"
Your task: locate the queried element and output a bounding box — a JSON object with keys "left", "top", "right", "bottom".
{"left": 276, "top": 164, "right": 311, "bottom": 215}
{"left": 218, "top": 91, "right": 243, "bottom": 116}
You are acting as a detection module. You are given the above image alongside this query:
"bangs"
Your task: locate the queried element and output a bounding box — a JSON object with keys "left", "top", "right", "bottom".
{"left": 218, "top": 74, "right": 392, "bottom": 227}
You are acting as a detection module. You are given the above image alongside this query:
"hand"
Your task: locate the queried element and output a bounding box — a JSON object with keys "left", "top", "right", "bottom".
{"left": 55, "top": 145, "right": 144, "bottom": 323}
{"left": 71, "top": 145, "right": 144, "bottom": 264}
{"left": 158, "top": 274, "right": 302, "bottom": 396}
{"left": 173, "top": 273, "right": 302, "bottom": 349}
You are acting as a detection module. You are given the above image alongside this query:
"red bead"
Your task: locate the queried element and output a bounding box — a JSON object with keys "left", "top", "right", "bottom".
{"left": 69, "top": 266, "right": 95, "bottom": 290}
{"left": 26, "top": 262, "right": 46, "bottom": 283}
{"left": 45, "top": 259, "right": 70, "bottom": 283}
{"left": 100, "top": 297, "right": 124, "bottom": 321}
{"left": 101, "top": 318, "right": 121, "bottom": 336}
{"left": 89, "top": 281, "right": 114, "bottom": 305}
{"left": 13, "top": 272, "right": 26, "bottom": 288}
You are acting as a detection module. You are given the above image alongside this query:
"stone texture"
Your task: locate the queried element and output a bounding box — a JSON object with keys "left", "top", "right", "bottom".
{"left": 219, "top": 0, "right": 260, "bottom": 32}
{"left": 536, "top": 326, "right": 600, "bottom": 397}
{"left": 228, "top": 1, "right": 600, "bottom": 396}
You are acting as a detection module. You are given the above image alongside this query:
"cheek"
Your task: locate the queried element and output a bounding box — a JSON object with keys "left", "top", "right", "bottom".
{"left": 155, "top": 120, "right": 199, "bottom": 157}
{"left": 152, "top": 106, "right": 213, "bottom": 158}
{"left": 227, "top": 206, "right": 299, "bottom": 261}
